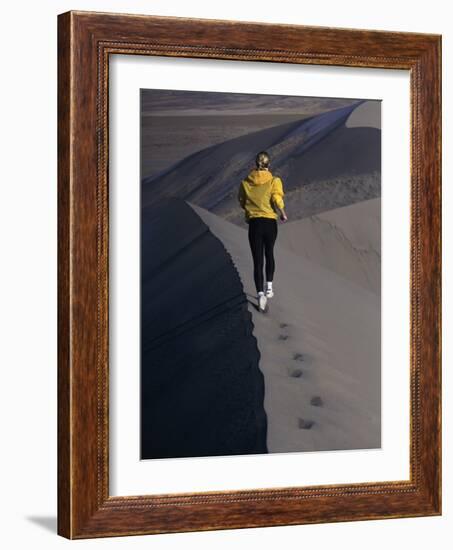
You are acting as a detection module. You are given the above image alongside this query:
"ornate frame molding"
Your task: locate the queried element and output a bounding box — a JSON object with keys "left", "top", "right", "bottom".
{"left": 58, "top": 11, "right": 441, "bottom": 538}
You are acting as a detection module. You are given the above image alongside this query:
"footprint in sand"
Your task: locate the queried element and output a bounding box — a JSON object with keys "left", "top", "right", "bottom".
{"left": 310, "top": 396, "right": 324, "bottom": 407}
{"left": 289, "top": 368, "right": 303, "bottom": 378}
{"left": 278, "top": 322, "right": 290, "bottom": 341}
{"left": 289, "top": 351, "right": 314, "bottom": 378}
{"left": 292, "top": 352, "right": 314, "bottom": 367}
{"left": 298, "top": 418, "right": 315, "bottom": 430}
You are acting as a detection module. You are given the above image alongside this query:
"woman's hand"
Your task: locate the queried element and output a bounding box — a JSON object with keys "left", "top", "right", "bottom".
{"left": 280, "top": 211, "right": 288, "bottom": 222}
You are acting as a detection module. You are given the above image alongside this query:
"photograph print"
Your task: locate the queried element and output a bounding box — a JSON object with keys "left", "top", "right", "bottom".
{"left": 140, "top": 89, "right": 381, "bottom": 460}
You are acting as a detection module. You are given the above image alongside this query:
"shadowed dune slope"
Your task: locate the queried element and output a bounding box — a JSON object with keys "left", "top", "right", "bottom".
{"left": 141, "top": 198, "right": 267, "bottom": 459}
{"left": 191, "top": 203, "right": 381, "bottom": 453}
{"left": 143, "top": 101, "right": 380, "bottom": 223}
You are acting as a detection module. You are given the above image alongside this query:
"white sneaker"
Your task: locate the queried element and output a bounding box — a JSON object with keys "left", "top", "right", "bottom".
{"left": 265, "top": 283, "right": 274, "bottom": 298}
{"left": 258, "top": 293, "right": 268, "bottom": 312}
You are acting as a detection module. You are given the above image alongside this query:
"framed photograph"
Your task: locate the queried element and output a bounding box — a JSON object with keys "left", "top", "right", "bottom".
{"left": 57, "top": 11, "right": 441, "bottom": 539}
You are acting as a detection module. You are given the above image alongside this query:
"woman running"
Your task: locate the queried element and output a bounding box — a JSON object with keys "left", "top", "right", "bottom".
{"left": 238, "top": 151, "right": 288, "bottom": 312}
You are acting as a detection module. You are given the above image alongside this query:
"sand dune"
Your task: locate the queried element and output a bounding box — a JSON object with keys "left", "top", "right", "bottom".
{"left": 191, "top": 203, "right": 381, "bottom": 453}
{"left": 141, "top": 113, "right": 322, "bottom": 180}
{"left": 226, "top": 171, "right": 380, "bottom": 227}
{"left": 141, "top": 198, "right": 267, "bottom": 459}
{"left": 346, "top": 99, "right": 381, "bottom": 129}
{"left": 143, "top": 101, "right": 380, "bottom": 223}
{"left": 278, "top": 198, "right": 381, "bottom": 294}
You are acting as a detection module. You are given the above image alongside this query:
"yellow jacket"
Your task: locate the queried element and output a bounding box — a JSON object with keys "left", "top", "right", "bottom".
{"left": 238, "top": 169, "right": 285, "bottom": 222}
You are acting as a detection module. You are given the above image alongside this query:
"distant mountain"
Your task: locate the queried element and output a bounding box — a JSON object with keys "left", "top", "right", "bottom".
{"left": 141, "top": 88, "right": 360, "bottom": 117}
{"left": 142, "top": 101, "right": 381, "bottom": 224}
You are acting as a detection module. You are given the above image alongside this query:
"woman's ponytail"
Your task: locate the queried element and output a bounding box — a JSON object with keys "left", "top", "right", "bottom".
{"left": 256, "top": 151, "right": 270, "bottom": 170}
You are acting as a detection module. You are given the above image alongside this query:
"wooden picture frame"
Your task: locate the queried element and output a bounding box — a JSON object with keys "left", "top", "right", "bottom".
{"left": 57, "top": 10, "right": 442, "bottom": 539}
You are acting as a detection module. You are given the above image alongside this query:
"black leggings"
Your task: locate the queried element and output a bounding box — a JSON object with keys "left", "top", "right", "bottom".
{"left": 248, "top": 217, "right": 278, "bottom": 293}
